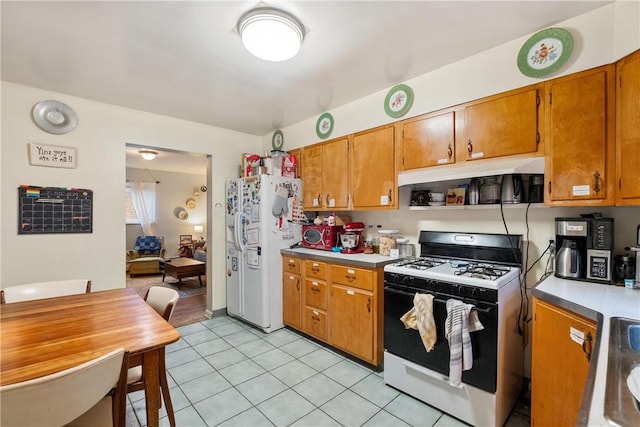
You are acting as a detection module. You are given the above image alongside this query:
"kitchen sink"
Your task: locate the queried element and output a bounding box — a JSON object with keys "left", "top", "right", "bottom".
{"left": 605, "top": 317, "right": 640, "bottom": 426}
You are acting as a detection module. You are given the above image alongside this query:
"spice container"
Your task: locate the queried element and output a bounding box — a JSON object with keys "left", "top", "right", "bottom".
{"left": 378, "top": 229, "right": 399, "bottom": 256}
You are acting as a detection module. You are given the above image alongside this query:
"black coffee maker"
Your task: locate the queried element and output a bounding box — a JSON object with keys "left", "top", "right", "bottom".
{"left": 555, "top": 215, "right": 614, "bottom": 284}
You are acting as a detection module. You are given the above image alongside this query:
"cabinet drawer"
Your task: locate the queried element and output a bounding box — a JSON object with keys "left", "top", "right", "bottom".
{"left": 304, "top": 279, "right": 328, "bottom": 311}
{"left": 305, "top": 260, "right": 328, "bottom": 280}
{"left": 331, "top": 265, "right": 373, "bottom": 291}
{"left": 303, "top": 307, "right": 327, "bottom": 340}
{"left": 283, "top": 257, "right": 301, "bottom": 274}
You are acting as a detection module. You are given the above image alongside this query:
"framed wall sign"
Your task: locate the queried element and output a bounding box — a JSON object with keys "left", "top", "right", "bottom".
{"left": 29, "top": 143, "right": 77, "bottom": 168}
{"left": 179, "top": 234, "right": 193, "bottom": 245}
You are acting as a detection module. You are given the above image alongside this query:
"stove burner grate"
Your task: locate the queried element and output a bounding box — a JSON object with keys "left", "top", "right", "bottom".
{"left": 453, "top": 263, "right": 510, "bottom": 281}
{"left": 393, "top": 257, "right": 446, "bottom": 270}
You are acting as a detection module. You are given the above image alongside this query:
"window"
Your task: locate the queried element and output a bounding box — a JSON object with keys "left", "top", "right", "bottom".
{"left": 125, "top": 182, "right": 140, "bottom": 224}
{"left": 125, "top": 181, "right": 156, "bottom": 229}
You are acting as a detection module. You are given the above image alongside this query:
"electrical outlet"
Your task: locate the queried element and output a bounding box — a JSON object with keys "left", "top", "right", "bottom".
{"left": 547, "top": 236, "right": 555, "bottom": 245}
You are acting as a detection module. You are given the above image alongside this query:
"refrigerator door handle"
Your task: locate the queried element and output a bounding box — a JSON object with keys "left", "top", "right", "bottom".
{"left": 234, "top": 212, "right": 244, "bottom": 251}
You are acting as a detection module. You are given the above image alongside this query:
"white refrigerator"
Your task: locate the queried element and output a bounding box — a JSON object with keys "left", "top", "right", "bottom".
{"left": 225, "top": 175, "right": 303, "bottom": 332}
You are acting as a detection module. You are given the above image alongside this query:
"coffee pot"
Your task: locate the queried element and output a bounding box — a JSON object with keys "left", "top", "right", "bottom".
{"left": 468, "top": 178, "right": 480, "bottom": 205}
{"left": 500, "top": 174, "right": 523, "bottom": 204}
{"left": 479, "top": 176, "right": 501, "bottom": 204}
{"left": 556, "top": 239, "right": 582, "bottom": 278}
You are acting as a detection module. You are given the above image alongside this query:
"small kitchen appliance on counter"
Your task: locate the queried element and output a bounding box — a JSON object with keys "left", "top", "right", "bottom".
{"left": 500, "top": 174, "right": 523, "bottom": 204}
{"left": 340, "top": 222, "right": 365, "bottom": 254}
{"left": 555, "top": 216, "right": 614, "bottom": 284}
{"left": 302, "top": 224, "right": 343, "bottom": 251}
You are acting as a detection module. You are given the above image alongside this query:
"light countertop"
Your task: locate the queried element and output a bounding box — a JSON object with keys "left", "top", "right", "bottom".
{"left": 533, "top": 276, "right": 640, "bottom": 426}
{"left": 280, "top": 247, "right": 406, "bottom": 268}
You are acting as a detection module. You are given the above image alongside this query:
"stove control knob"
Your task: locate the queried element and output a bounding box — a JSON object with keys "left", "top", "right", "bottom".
{"left": 470, "top": 287, "right": 479, "bottom": 298}
{"left": 401, "top": 275, "right": 411, "bottom": 285}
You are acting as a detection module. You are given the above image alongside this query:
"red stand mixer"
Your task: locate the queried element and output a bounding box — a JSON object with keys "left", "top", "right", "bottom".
{"left": 340, "top": 222, "right": 365, "bottom": 254}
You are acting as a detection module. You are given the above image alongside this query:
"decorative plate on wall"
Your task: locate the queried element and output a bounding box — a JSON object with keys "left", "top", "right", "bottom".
{"left": 32, "top": 100, "right": 78, "bottom": 134}
{"left": 384, "top": 84, "right": 414, "bottom": 118}
{"left": 272, "top": 130, "right": 284, "bottom": 150}
{"left": 315, "top": 112, "right": 334, "bottom": 139}
{"left": 517, "top": 28, "right": 574, "bottom": 78}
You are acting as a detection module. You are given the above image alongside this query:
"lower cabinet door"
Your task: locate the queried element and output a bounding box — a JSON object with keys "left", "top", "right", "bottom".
{"left": 302, "top": 307, "right": 327, "bottom": 340}
{"left": 329, "top": 285, "right": 373, "bottom": 361}
{"left": 283, "top": 273, "right": 301, "bottom": 329}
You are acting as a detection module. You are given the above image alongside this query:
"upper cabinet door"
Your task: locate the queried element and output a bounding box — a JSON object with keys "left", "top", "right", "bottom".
{"left": 351, "top": 126, "right": 396, "bottom": 209}
{"left": 321, "top": 137, "right": 349, "bottom": 210}
{"left": 545, "top": 65, "right": 615, "bottom": 205}
{"left": 616, "top": 50, "right": 640, "bottom": 205}
{"left": 300, "top": 144, "right": 323, "bottom": 210}
{"left": 400, "top": 111, "right": 455, "bottom": 170}
{"left": 464, "top": 86, "right": 541, "bottom": 161}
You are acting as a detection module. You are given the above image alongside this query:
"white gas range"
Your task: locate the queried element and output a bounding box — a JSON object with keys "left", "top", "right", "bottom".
{"left": 383, "top": 231, "right": 524, "bottom": 427}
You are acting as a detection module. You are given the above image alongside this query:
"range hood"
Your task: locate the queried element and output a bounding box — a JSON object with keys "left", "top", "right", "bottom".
{"left": 398, "top": 156, "right": 545, "bottom": 186}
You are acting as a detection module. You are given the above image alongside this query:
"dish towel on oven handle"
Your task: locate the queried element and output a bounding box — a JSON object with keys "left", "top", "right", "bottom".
{"left": 400, "top": 293, "right": 436, "bottom": 352}
{"left": 444, "top": 299, "right": 484, "bottom": 387}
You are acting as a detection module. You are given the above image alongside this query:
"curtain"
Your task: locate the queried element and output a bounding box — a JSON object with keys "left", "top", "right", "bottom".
{"left": 130, "top": 181, "right": 156, "bottom": 236}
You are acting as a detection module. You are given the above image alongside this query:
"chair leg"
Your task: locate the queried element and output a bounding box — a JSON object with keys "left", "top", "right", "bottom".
{"left": 159, "top": 351, "right": 176, "bottom": 427}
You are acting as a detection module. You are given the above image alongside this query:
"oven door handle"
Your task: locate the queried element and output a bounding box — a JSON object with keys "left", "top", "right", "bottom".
{"left": 386, "top": 287, "right": 495, "bottom": 315}
{"left": 402, "top": 360, "right": 466, "bottom": 390}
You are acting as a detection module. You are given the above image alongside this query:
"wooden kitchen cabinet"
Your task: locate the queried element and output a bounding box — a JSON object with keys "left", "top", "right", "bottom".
{"left": 300, "top": 138, "right": 349, "bottom": 211}
{"left": 399, "top": 110, "right": 456, "bottom": 170}
{"left": 462, "top": 84, "right": 542, "bottom": 161}
{"left": 301, "top": 260, "right": 329, "bottom": 340}
{"left": 544, "top": 65, "right": 616, "bottom": 205}
{"left": 615, "top": 50, "right": 640, "bottom": 205}
{"left": 282, "top": 257, "right": 302, "bottom": 329}
{"left": 531, "top": 298, "right": 597, "bottom": 427}
{"left": 328, "top": 265, "right": 375, "bottom": 361}
{"left": 350, "top": 125, "right": 397, "bottom": 209}
{"left": 281, "top": 255, "right": 384, "bottom": 366}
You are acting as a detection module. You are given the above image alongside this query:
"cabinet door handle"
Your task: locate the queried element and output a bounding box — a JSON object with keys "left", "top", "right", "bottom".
{"left": 311, "top": 286, "right": 320, "bottom": 293}
{"left": 593, "top": 171, "right": 601, "bottom": 194}
{"left": 326, "top": 194, "right": 330, "bottom": 206}
{"left": 447, "top": 144, "right": 453, "bottom": 158}
{"left": 345, "top": 274, "right": 355, "bottom": 282}
{"left": 317, "top": 194, "right": 321, "bottom": 205}
{"left": 296, "top": 278, "right": 300, "bottom": 291}
{"left": 467, "top": 139, "right": 473, "bottom": 154}
{"left": 388, "top": 189, "right": 393, "bottom": 204}
{"left": 367, "top": 297, "right": 371, "bottom": 313}
{"left": 582, "top": 331, "right": 593, "bottom": 361}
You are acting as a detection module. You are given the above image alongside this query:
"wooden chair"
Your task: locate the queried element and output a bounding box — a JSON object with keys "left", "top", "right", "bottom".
{"left": 0, "top": 279, "right": 92, "bottom": 304}
{"left": 0, "top": 348, "right": 129, "bottom": 427}
{"left": 127, "top": 286, "right": 179, "bottom": 427}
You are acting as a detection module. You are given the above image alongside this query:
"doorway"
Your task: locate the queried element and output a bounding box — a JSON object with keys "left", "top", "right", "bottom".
{"left": 125, "top": 144, "right": 210, "bottom": 326}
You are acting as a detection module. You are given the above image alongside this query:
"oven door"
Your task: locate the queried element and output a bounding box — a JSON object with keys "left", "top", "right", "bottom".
{"left": 384, "top": 283, "right": 498, "bottom": 392}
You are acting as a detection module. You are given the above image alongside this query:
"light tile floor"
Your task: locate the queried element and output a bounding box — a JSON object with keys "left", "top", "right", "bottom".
{"left": 126, "top": 315, "right": 531, "bottom": 427}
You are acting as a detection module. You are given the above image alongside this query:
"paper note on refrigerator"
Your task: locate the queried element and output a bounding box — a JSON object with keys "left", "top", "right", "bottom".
{"left": 245, "top": 223, "right": 260, "bottom": 246}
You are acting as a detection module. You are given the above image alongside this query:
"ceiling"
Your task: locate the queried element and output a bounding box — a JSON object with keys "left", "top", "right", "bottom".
{"left": 2, "top": 1, "right": 612, "bottom": 140}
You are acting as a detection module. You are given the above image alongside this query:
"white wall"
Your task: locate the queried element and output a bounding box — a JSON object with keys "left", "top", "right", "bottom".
{"left": 268, "top": 1, "right": 639, "bottom": 151}
{"left": 126, "top": 167, "right": 207, "bottom": 258}
{"left": 1, "top": 82, "right": 260, "bottom": 315}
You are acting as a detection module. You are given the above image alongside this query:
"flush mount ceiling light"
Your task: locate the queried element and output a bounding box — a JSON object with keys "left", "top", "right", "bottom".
{"left": 139, "top": 150, "right": 158, "bottom": 160}
{"left": 237, "top": 7, "right": 305, "bottom": 62}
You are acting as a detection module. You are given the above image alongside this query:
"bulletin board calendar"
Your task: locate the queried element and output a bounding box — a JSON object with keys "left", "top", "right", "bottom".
{"left": 18, "top": 186, "right": 93, "bottom": 234}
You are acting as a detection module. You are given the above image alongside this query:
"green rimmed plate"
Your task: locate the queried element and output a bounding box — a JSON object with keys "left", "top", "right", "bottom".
{"left": 517, "top": 28, "right": 573, "bottom": 78}
{"left": 315, "top": 112, "right": 334, "bottom": 139}
{"left": 384, "top": 84, "right": 414, "bottom": 118}
{"left": 272, "top": 130, "right": 284, "bottom": 150}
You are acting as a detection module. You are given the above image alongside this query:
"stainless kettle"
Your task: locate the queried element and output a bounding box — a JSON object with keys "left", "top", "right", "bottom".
{"left": 556, "top": 239, "right": 582, "bottom": 278}
{"left": 500, "top": 174, "right": 523, "bottom": 204}
{"left": 468, "top": 178, "right": 480, "bottom": 205}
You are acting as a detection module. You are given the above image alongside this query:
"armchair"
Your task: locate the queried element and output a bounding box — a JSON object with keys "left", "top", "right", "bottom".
{"left": 128, "top": 236, "right": 165, "bottom": 277}
{"left": 128, "top": 236, "right": 165, "bottom": 260}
